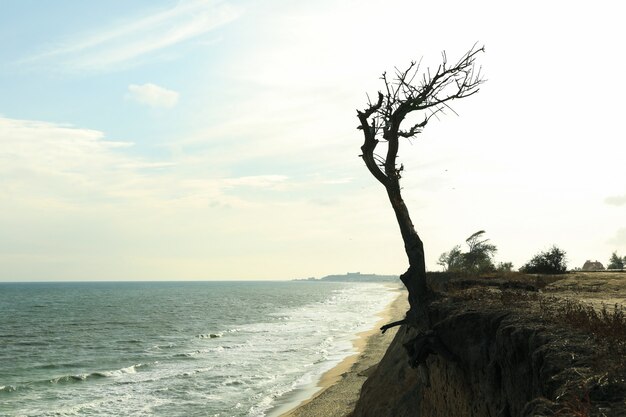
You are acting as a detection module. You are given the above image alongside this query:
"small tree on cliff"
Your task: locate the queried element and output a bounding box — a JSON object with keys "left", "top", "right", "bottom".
{"left": 437, "top": 245, "right": 463, "bottom": 272}
{"left": 356, "top": 45, "right": 484, "bottom": 330}
{"left": 607, "top": 252, "right": 625, "bottom": 270}
{"left": 438, "top": 230, "right": 497, "bottom": 274}
{"left": 462, "top": 230, "right": 497, "bottom": 273}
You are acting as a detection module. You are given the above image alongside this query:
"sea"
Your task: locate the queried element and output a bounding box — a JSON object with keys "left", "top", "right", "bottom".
{"left": 0, "top": 281, "right": 398, "bottom": 417}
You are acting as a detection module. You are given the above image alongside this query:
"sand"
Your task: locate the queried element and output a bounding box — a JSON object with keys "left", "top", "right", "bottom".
{"left": 279, "top": 286, "right": 409, "bottom": 417}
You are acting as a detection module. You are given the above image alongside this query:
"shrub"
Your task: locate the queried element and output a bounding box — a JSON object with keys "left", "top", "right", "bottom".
{"left": 607, "top": 251, "right": 625, "bottom": 270}
{"left": 437, "top": 231, "right": 497, "bottom": 274}
{"left": 437, "top": 245, "right": 464, "bottom": 272}
{"left": 520, "top": 245, "right": 567, "bottom": 274}
{"left": 496, "top": 262, "right": 514, "bottom": 272}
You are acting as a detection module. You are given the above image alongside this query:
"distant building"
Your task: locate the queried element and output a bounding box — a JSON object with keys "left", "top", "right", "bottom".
{"left": 581, "top": 260, "right": 605, "bottom": 271}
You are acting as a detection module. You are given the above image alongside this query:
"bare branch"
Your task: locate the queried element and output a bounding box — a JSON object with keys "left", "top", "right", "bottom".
{"left": 381, "top": 319, "right": 408, "bottom": 334}
{"left": 357, "top": 45, "right": 485, "bottom": 188}
{"left": 357, "top": 92, "right": 389, "bottom": 186}
{"left": 357, "top": 91, "right": 384, "bottom": 120}
{"left": 398, "top": 116, "right": 429, "bottom": 138}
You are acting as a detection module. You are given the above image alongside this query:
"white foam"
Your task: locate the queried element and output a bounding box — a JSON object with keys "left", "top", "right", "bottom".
{"left": 248, "top": 283, "right": 398, "bottom": 417}
{"left": 197, "top": 332, "right": 223, "bottom": 339}
{"left": 93, "top": 363, "right": 147, "bottom": 378}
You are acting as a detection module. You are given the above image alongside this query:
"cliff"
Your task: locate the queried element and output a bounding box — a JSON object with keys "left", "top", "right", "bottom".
{"left": 351, "top": 272, "right": 626, "bottom": 417}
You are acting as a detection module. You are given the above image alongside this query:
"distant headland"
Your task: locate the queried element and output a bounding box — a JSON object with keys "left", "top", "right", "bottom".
{"left": 294, "top": 272, "right": 399, "bottom": 282}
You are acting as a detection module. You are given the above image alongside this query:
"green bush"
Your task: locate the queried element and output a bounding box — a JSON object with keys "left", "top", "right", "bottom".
{"left": 520, "top": 245, "right": 567, "bottom": 274}
{"left": 607, "top": 251, "right": 625, "bottom": 270}
{"left": 496, "top": 262, "right": 514, "bottom": 272}
{"left": 438, "top": 230, "right": 498, "bottom": 274}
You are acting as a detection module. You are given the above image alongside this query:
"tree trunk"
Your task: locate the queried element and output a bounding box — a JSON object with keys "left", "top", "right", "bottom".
{"left": 385, "top": 181, "right": 430, "bottom": 324}
{"left": 356, "top": 46, "right": 484, "bottom": 361}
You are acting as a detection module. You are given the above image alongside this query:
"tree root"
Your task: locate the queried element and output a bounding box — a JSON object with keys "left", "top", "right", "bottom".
{"left": 403, "top": 330, "right": 457, "bottom": 368}
{"left": 380, "top": 319, "right": 408, "bottom": 334}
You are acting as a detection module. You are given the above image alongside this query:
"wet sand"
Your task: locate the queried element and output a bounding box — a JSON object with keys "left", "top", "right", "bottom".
{"left": 279, "top": 286, "right": 409, "bottom": 417}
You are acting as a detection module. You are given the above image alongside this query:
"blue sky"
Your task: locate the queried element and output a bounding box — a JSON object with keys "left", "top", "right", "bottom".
{"left": 1, "top": 0, "right": 625, "bottom": 280}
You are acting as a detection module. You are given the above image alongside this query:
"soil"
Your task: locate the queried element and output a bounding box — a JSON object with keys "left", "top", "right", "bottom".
{"left": 352, "top": 271, "right": 626, "bottom": 417}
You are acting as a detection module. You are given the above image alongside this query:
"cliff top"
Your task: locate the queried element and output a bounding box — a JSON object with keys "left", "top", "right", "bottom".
{"left": 353, "top": 271, "right": 626, "bottom": 417}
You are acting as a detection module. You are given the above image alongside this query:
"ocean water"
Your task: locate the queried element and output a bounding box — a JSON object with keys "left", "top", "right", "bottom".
{"left": 0, "top": 281, "right": 397, "bottom": 417}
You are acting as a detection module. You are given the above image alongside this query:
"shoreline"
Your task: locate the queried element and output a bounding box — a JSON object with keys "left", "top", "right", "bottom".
{"left": 276, "top": 284, "right": 408, "bottom": 417}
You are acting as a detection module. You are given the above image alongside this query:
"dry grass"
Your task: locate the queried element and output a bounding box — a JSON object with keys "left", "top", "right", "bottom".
{"left": 540, "top": 297, "right": 626, "bottom": 415}
{"left": 499, "top": 289, "right": 540, "bottom": 305}
{"left": 539, "top": 297, "right": 626, "bottom": 349}
{"left": 438, "top": 273, "right": 626, "bottom": 415}
{"left": 553, "top": 390, "right": 591, "bottom": 417}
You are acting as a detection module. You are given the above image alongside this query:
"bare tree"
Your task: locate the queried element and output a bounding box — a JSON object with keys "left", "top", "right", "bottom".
{"left": 356, "top": 45, "right": 485, "bottom": 331}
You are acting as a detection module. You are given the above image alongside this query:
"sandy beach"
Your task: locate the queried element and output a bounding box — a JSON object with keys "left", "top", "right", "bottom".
{"left": 279, "top": 285, "right": 409, "bottom": 417}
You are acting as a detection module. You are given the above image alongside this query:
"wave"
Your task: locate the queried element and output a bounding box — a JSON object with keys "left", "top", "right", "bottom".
{"left": 92, "top": 363, "right": 147, "bottom": 377}
{"left": 50, "top": 373, "right": 93, "bottom": 383}
{"left": 0, "top": 383, "right": 31, "bottom": 395}
{"left": 146, "top": 342, "right": 176, "bottom": 351}
{"left": 114, "top": 339, "right": 143, "bottom": 344}
{"left": 222, "top": 378, "right": 244, "bottom": 386}
{"left": 173, "top": 350, "right": 206, "bottom": 358}
{"left": 197, "top": 332, "right": 223, "bottom": 339}
{"left": 50, "top": 363, "right": 149, "bottom": 384}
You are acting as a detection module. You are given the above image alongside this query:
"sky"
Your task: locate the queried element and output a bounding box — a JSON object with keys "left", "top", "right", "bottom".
{"left": 1, "top": 0, "right": 625, "bottom": 281}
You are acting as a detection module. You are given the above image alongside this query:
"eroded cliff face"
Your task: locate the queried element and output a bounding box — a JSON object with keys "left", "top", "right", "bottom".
{"left": 352, "top": 274, "right": 626, "bottom": 417}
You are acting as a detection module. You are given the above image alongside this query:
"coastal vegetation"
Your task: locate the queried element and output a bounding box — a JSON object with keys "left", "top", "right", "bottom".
{"left": 437, "top": 241, "right": 625, "bottom": 275}
{"left": 519, "top": 245, "right": 568, "bottom": 274}
{"left": 351, "top": 271, "right": 626, "bottom": 416}
{"left": 437, "top": 230, "right": 500, "bottom": 274}
{"left": 608, "top": 252, "right": 626, "bottom": 270}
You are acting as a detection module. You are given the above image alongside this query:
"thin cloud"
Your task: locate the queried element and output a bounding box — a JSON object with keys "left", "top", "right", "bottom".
{"left": 21, "top": 0, "right": 242, "bottom": 72}
{"left": 0, "top": 116, "right": 141, "bottom": 200}
{"left": 605, "top": 194, "right": 626, "bottom": 206}
{"left": 127, "top": 83, "right": 179, "bottom": 108}
{"left": 222, "top": 175, "right": 289, "bottom": 188}
{"left": 0, "top": 116, "right": 294, "bottom": 209}
{"left": 608, "top": 228, "right": 626, "bottom": 246}
{"left": 321, "top": 178, "right": 353, "bottom": 185}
